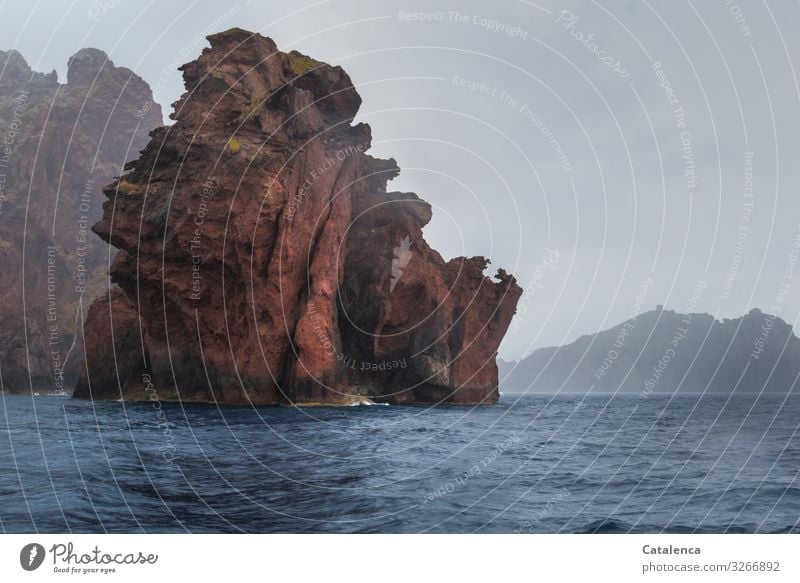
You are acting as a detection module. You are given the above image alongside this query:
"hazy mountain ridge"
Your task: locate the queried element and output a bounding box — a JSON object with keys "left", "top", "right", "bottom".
{"left": 500, "top": 307, "right": 800, "bottom": 394}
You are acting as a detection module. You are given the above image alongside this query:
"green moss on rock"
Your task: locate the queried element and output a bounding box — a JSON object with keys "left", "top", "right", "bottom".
{"left": 289, "top": 52, "right": 321, "bottom": 76}
{"left": 116, "top": 180, "right": 140, "bottom": 195}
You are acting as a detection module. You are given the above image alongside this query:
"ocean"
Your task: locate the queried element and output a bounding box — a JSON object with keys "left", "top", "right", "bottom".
{"left": 1, "top": 392, "right": 798, "bottom": 533}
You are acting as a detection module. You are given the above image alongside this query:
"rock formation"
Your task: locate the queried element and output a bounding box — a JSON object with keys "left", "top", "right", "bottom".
{"left": 500, "top": 307, "right": 800, "bottom": 394}
{"left": 0, "top": 48, "right": 161, "bottom": 393}
{"left": 75, "top": 28, "right": 521, "bottom": 405}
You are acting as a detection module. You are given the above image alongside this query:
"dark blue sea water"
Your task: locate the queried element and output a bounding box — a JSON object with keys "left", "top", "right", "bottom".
{"left": 1, "top": 392, "right": 799, "bottom": 533}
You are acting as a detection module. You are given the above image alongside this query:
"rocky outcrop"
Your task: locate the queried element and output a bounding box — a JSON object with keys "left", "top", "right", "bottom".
{"left": 75, "top": 28, "right": 521, "bottom": 405}
{"left": 0, "top": 48, "right": 162, "bottom": 393}
{"left": 500, "top": 307, "right": 800, "bottom": 394}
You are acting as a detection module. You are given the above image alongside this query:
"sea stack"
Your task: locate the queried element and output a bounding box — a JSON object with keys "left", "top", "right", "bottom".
{"left": 75, "top": 28, "right": 521, "bottom": 405}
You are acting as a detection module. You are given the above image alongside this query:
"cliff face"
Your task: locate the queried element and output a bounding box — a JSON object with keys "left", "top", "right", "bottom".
{"left": 75, "top": 28, "right": 521, "bottom": 405}
{"left": 500, "top": 308, "right": 800, "bottom": 394}
{"left": 0, "top": 48, "right": 162, "bottom": 393}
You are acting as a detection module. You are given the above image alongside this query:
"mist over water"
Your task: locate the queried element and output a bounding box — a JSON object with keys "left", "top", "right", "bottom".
{"left": 2, "top": 393, "right": 798, "bottom": 533}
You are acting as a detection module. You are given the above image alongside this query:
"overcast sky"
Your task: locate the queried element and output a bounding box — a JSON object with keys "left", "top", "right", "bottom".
{"left": 2, "top": 0, "right": 799, "bottom": 360}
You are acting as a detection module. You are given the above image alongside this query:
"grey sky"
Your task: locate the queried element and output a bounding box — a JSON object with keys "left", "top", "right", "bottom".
{"left": 2, "top": 0, "right": 799, "bottom": 360}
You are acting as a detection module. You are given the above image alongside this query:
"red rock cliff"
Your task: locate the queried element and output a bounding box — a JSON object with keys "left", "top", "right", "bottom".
{"left": 0, "top": 48, "right": 161, "bottom": 393}
{"left": 75, "top": 29, "right": 521, "bottom": 405}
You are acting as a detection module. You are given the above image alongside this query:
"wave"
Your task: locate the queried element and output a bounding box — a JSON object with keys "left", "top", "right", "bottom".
{"left": 578, "top": 518, "right": 634, "bottom": 533}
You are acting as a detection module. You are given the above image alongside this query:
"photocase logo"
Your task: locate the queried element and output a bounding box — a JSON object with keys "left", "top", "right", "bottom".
{"left": 20, "top": 543, "right": 46, "bottom": 571}
{"left": 390, "top": 236, "right": 413, "bottom": 292}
